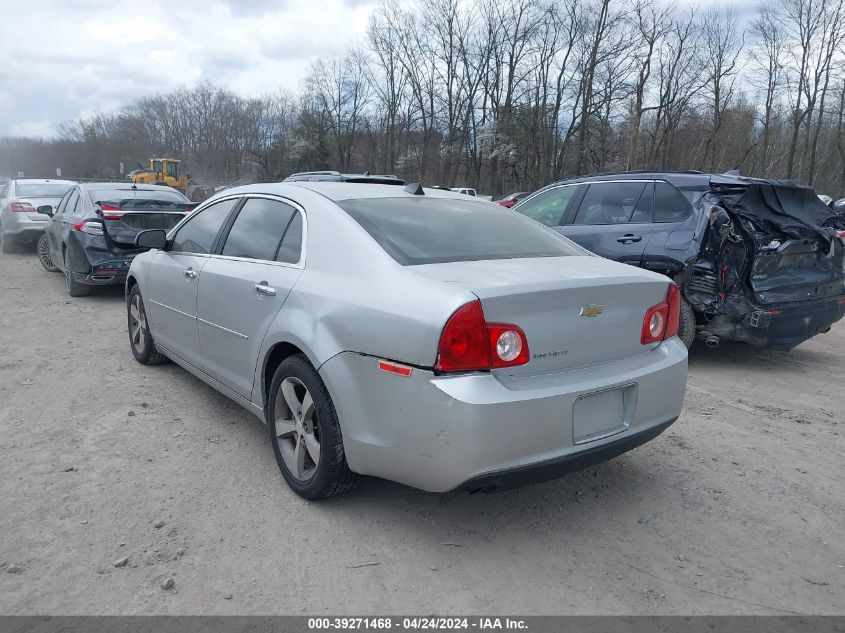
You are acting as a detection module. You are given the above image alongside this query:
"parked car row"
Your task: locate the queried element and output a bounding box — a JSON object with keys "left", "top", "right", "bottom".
{"left": 5, "top": 168, "right": 842, "bottom": 502}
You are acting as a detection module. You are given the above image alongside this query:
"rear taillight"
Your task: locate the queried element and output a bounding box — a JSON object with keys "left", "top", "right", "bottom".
{"left": 184, "top": 206, "right": 197, "bottom": 214}
{"left": 99, "top": 203, "right": 124, "bottom": 220}
{"left": 10, "top": 202, "right": 35, "bottom": 213}
{"left": 837, "top": 230, "right": 845, "bottom": 241}
{"left": 72, "top": 220, "right": 104, "bottom": 236}
{"left": 435, "top": 300, "right": 529, "bottom": 372}
{"left": 642, "top": 283, "right": 681, "bottom": 345}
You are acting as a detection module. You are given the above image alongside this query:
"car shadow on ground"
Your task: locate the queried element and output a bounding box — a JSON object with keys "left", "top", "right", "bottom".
{"left": 687, "top": 338, "right": 841, "bottom": 371}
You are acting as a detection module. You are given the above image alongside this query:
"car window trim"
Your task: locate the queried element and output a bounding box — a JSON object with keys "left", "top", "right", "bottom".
{"left": 211, "top": 193, "right": 307, "bottom": 269}
{"left": 166, "top": 194, "right": 245, "bottom": 256}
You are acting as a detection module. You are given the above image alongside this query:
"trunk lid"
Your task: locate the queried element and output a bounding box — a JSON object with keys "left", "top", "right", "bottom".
{"left": 96, "top": 199, "right": 194, "bottom": 248}
{"left": 410, "top": 255, "right": 671, "bottom": 376}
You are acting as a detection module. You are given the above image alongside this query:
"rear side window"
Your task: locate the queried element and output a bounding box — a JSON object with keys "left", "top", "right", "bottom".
{"left": 15, "top": 183, "right": 72, "bottom": 197}
{"left": 221, "top": 198, "right": 296, "bottom": 261}
{"left": 516, "top": 185, "right": 580, "bottom": 226}
{"left": 340, "top": 197, "right": 585, "bottom": 265}
{"left": 654, "top": 182, "right": 693, "bottom": 222}
{"left": 65, "top": 189, "right": 81, "bottom": 215}
{"left": 574, "top": 182, "right": 649, "bottom": 225}
{"left": 171, "top": 198, "right": 238, "bottom": 254}
{"left": 275, "top": 212, "right": 303, "bottom": 264}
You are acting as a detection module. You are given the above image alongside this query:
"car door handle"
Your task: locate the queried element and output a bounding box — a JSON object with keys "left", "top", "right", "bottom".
{"left": 255, "top": 282, "right": 276, "bottom": 296}
{"left": 183, "top": 268, "right": 197, "bottom": 279}
{"left": 616, "top": 234, "right": 643, "bottom": 243}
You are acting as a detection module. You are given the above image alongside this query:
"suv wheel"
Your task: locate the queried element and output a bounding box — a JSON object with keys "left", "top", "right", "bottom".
{"left": 267, "top": 355, "right": 358, "bottom": 500}
{"left": 678, "top": 298, "right": 696, "bottom": 348}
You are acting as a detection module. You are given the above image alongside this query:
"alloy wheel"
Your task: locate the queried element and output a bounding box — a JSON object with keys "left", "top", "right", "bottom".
{"left": 128, "top": 294, "right": 148, "bottom": 355}
{"left": 38, "top": 237, "right": 57, "bottom": 271}
{"left": 274, "top": 377, "right": 321, "bottom": 481}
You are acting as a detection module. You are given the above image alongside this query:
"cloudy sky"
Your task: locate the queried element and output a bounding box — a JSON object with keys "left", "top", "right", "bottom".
{"left": 0, "top": 0, "right": 751, "bottom": 139}
{"left": 0, "top": 0, "right": 376, "bottom": 138}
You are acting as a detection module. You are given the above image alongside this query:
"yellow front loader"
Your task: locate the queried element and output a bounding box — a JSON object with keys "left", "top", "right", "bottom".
{"left": 128, "top": 158, "right": 209, "bottom": 203}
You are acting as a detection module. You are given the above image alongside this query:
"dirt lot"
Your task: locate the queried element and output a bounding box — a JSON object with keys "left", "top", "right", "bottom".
{"left": 0, "top": 247, "right": 843, "bottom": 616}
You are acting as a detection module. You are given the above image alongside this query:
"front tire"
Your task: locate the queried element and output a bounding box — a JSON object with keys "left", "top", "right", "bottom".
{"left": 38, "top": 235, "right": 59, "bottom": 272}
{"left": 268, "top": 355, "right": 357, "bottom": 500}
{"left": 127, "top": 286, "right": 167, "bottom": 364}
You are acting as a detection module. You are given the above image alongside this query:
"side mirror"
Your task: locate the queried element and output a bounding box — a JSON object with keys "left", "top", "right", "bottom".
{"left": 37, "top": 205, "right": 53, "bottom": 216}
{"left": 135, "top": 229, "right": 167, "bottom": 249}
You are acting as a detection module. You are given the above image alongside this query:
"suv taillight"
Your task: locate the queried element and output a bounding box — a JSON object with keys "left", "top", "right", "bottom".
{"left": 436, "top": 300, "right": 529, "bottom": 372}
{"left": 10, "top": 202, "right": 35, "bottom": 213}
{"left": 642, "top": 283, "right": 681, "bottom": 344}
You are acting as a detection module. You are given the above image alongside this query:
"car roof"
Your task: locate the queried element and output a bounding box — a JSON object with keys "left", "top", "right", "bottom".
{"left": 552, "top": 170, "right": 714, "bottom": 190}
{"left": 217, "top": 181, "right": 491, "bottom": 203}
{"left": 13, "top": 178, "right": 75, "bottom": 185}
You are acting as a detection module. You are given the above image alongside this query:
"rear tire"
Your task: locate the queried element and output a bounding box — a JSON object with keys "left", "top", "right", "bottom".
{"left": 38, "top": 235, "right": 59, "bottom": 272}
{"left": 63, "top": 250, "right": 90, "bottom": 297}
{"left": 267, "top": 355, "right": 358, "bottom": 500}
{"left": 0, "top": 229, "right": 18, "bottom": 254}
{"left": 678, "top": 298, "right": 697, "bottom": 349}
{"left": 127, "top": 286, "right": 167, "bottom": 365}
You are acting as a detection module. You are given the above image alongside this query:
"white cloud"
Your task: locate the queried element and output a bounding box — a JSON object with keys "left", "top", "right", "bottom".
{"left": 0, "top": 0, "right": 376, "bottom": 137}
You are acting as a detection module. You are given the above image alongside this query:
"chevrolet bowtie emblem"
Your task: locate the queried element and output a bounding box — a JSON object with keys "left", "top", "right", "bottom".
{"left": 579, "top": 304, "right": 605, "bottom": 317}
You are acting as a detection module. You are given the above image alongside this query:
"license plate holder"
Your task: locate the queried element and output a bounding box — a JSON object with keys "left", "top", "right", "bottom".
{"left": 572, "top": 384, "right": 637, "bottom": 445}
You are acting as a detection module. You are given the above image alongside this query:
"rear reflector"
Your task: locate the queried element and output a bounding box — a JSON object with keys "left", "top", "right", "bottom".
{"left": 10, "top": 202, "right": 35, "bottom": 213}
{"left": 378, "top": 360, "right": 412, "bottom": 377}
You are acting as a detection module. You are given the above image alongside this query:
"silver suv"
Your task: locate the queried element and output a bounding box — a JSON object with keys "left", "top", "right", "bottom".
{"left": 0, "top": 179, "right": 74, "bottom": 253}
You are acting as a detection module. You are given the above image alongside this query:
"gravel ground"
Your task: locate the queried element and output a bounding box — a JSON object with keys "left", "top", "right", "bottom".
{"left": 0, "top": 247, "right": 843, "bottom": 615}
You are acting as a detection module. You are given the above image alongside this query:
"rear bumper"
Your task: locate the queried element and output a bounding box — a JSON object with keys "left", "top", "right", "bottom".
{"left": 66, "top": 235, "right": 139, "bottom": 287}
{"left": 2, "top": 224, "right": 45, "bottom": 243}
{"left": 319, "top": 339, "right": 688, "bottom": 493}
{"left": 457, "top": 417, "right": 676, "bottom": 492}
{"left": 714, "top": 294, "right": 845, "bottom": 350}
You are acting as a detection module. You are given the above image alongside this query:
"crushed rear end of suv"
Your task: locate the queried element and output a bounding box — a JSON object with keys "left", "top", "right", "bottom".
{"left": 515, "top": 171, "right": 845, "bottom": 351}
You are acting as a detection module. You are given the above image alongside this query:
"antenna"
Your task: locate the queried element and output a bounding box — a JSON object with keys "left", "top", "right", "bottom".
{"left": 404, "top": 182, "right": 424, "bottom": 195}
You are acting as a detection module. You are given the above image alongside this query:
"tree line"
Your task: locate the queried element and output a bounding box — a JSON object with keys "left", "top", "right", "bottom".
{"left": 4, "top": 0, "right": 845, "bottom": 198}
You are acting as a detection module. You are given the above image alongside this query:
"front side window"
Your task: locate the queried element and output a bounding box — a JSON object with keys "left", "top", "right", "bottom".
{"left": 516, "top": 185, "right": 580, "bottom": 226}
{"left": 340, "top": 197, "right": 585, "bottom": 265}
{"left": 221, "top": 198, "right": 296, "bottom": 261}
{"left": 654, "top": 182, "right": 693, "bottom": 223}
{"left": 170, "top": 198, "right": 238, "bottom": 254}
{"left": 573, "top": 182, "right": 649, "bottom": 225}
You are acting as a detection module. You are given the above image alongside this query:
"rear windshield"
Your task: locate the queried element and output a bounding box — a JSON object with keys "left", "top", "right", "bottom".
{"left": 89, "top": 188, "right": 188, "bottom": 204}
{"left": 339, "top": 197, "right": 585, "bottom": 265}
{"left": 16, "top": 183, "right": 72, "bottom": 197}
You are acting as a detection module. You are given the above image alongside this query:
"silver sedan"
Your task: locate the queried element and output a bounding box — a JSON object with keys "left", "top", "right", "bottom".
{"left": 126, "top": 182, "right": 688, "bottom": 499}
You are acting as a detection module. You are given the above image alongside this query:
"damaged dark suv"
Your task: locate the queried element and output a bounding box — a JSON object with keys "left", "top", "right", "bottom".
{"left": 515, "top": 171, "right": 845, "bottom": 350}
